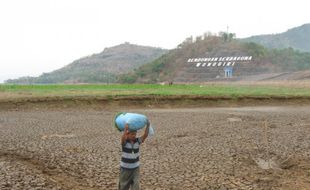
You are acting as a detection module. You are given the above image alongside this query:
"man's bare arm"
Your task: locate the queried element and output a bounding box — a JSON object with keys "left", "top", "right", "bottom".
{"left": 121, "top": 124, "right": 129, "bottom": 145}
{"left": 141, "top": 121, "right": 150, "bottom": 143}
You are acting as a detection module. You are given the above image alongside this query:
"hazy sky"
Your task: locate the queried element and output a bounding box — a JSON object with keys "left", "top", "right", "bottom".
{"left": 0, "top": 0, "right": 309, "bottom": 83}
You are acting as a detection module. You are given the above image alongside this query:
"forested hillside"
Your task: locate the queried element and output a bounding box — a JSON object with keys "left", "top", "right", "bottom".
{"left": 118, "top": 33, "right": 310, "bottom": 83}
{"left": 243, "top": 24, "right": 310, "bottom": 52}
{"left": 6, "top": 43, "right": 167, "bottom": 84}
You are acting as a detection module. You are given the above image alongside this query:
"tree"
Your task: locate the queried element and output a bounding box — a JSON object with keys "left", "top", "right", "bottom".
{"left": 219, "top": 31, "right": 236, "bottom": 42}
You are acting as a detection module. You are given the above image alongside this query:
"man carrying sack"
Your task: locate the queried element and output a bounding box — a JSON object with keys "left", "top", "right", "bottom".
{"left": 114, "top": 112, "right": 153, "bottom": 190}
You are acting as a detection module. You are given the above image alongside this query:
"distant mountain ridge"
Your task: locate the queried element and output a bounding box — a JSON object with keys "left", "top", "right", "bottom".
{"left": 118, "top": 33, "right": 310, "bottom": 83}
{"left": 6, "top": 24, "right": 310, "bottom": 84}
{"left": 6, "top": 43, "right": 167, "bottom": 84}
{"left": 243, "top": 23, "right": 310, "bottom": 52}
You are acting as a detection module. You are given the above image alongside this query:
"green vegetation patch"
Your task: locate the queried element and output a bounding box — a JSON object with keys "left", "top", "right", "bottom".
{"left": 0, "top": 84, "right": 310, "bottom": 100}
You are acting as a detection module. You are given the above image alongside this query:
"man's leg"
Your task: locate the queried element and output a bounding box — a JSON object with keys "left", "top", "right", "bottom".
{"left": 131, "top": 167, "right": 140, "bottom": 190}
{"left": 119, "top": 168, "right": 132, "bottom": 190}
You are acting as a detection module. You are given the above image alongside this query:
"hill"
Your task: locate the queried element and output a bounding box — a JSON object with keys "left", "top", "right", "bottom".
{"left": 6, "top": 24, "right": 310, "bottom": 84}
{"left": 242, "top": 24, "right": 310, "bottom": 52}
{"left": 118, "top": 34, "right": 310, "bottom": 83}
{"left": 6, "top": 43, "right": 167, "bottom": 84}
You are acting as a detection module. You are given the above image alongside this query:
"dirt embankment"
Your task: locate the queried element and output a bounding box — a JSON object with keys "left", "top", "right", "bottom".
{"left": 1, "top": 95, "right": 310, "bottom": 111}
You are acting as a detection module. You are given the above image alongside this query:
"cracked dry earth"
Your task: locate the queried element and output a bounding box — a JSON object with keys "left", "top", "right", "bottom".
{"left": 0, "top": 106, "right": 310, "bottom": 190}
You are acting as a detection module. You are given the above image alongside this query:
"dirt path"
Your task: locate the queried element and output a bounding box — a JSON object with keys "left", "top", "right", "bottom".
{"left": 0, "top": 106, "right": 309, "bottom": 189}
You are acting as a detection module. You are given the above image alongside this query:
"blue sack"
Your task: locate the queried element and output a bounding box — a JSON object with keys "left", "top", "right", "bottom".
{"left": 114, "top": 112, "right": 149, "bottom": 132}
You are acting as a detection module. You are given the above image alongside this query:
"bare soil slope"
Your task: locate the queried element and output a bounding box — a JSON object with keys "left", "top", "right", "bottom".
{"left": 239, "top": 70, "right": 310, "bottom": 81}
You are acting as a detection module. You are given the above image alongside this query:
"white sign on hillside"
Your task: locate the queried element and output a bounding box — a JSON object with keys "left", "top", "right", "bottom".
{"left": 187, "top": 56, "right": 252, "bottom": 67}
